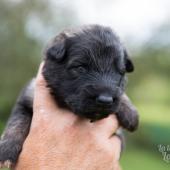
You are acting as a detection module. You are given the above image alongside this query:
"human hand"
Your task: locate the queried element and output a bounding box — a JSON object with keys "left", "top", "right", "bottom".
{"left": 14, "top": 63, "right": 122, "bottom": 170}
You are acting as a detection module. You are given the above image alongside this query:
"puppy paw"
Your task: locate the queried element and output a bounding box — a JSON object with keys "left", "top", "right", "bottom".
{"left": 0, "top": 139, "right": 21, "bottom": 168}
{"left": 116, "top": 94, "right": 139, "bottom": 132}
{"left": 116, "top": 107, "right": 139, "bottom": 132}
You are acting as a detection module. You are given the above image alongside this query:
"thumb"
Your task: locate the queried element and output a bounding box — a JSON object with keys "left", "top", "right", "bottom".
{"left": 33, "top": 62, "right": 58, "bottom": 115}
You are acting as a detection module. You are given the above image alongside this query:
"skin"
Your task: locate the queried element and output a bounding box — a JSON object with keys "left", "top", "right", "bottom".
{"left": 14, "top": 63, "right": 122, "bottom": 170}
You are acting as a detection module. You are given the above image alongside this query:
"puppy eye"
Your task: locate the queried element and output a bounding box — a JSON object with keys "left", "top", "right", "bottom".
{"left": 69, "top": 66, "right": 86, "bottom": 77}
{"left": 76, "top": 66, "right": 86, "bottom": 73}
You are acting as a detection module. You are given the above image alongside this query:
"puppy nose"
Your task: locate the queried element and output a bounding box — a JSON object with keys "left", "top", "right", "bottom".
{"left": 96, "top": 94, "right": 113, "bottom": 105}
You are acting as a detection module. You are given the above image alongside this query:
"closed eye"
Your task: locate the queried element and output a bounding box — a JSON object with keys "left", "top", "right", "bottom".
{"left": 67, "top": 65, "right": 87, "bottom": 78}
{"left": 71, "top": 66, "right": 86, "bottom": 73}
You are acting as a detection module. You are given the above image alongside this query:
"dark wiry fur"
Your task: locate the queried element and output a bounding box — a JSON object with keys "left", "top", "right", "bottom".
{"left": 0, "top": 25, "right": 139, "bottom": 168}
{"left": 43, "top": 25, "right": 135, "bottom": 121}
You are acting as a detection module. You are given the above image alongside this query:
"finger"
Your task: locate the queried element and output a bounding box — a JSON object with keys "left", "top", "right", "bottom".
{"left": 110, "top": 135, "right": 122, "bottom": 161}
{"left": 33, "top": 62, "right": 59, "bottom": 114}
{"left": 89, "top": 114, "right": 119, "bottom": 137}
{"left": 115, "top": 128, "right": 125, "bottom": 155}
{"left": 113, "top": 162, "right": 122, "bottom": 170}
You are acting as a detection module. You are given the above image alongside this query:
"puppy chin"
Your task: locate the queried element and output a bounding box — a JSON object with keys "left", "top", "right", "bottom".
{"left": 80, "top": 107, "right": 115, "bottom": 121}
{"left": 65, "top": 95, "right": 121, "bottom": 121}
{"left": 72, "top": 105, "right": 119, "bottom": 121}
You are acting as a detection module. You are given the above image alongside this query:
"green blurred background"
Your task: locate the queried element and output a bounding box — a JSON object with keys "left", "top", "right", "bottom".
{"left": 0, "top": 0, "right": 170, "bottom": 169}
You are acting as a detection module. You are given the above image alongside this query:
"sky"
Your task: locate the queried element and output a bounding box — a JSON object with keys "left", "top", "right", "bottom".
{"left": 53, "top": 0, "right": 170, "bottom": 43}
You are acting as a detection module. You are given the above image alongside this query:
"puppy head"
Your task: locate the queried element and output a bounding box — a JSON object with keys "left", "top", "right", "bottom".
{"left": 43, "top": 25, "right": 134, "bottom": 120}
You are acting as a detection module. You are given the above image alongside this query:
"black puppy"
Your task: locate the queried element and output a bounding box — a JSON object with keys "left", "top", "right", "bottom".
{"left": 0, "top": 25, "right": 138, "bottom": 168}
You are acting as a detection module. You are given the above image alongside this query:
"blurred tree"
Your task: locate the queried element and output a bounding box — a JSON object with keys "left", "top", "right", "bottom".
{"left": 127, "top": 23, "right": 170, "bottom": 104}
{"left": 0, "top": 0, "right": 77, "bottom": 126}
{"left": 126, "top": 22, "right": 170, "bottom": 148}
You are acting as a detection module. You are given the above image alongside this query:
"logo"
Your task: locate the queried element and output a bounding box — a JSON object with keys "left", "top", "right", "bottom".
{"left": 158, "top": 144, "right": 170, "bottom": 163}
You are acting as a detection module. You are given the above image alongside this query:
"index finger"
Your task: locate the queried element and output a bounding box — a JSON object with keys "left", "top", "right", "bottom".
{"left": 88, "top": 114, "right": 119, "bottom": 138}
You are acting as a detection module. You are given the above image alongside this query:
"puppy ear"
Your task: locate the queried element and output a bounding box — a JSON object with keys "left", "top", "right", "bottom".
{"left": 45, "top": 34, "right": 66, "bottom": 62}
{"left": 124, "top": 49, "right": 134, "bottom": 72}
{"left": 46, "top": 42, "right": 65, "bottom": 62}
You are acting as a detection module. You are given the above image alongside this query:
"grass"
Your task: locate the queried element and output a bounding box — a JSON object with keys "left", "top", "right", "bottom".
{"left": 120, "top": 99, "right": 170, "bottom": 169}
{"left": 121, "top": 146, "right": 170, "bottom": 170}
{"left": 137, "top": 103, "right": 170, "bottom": 125}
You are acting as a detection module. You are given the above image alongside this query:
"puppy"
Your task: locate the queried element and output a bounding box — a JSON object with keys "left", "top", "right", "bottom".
{"left": 0, "top": 25, "right": 139, "bottom": 168}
